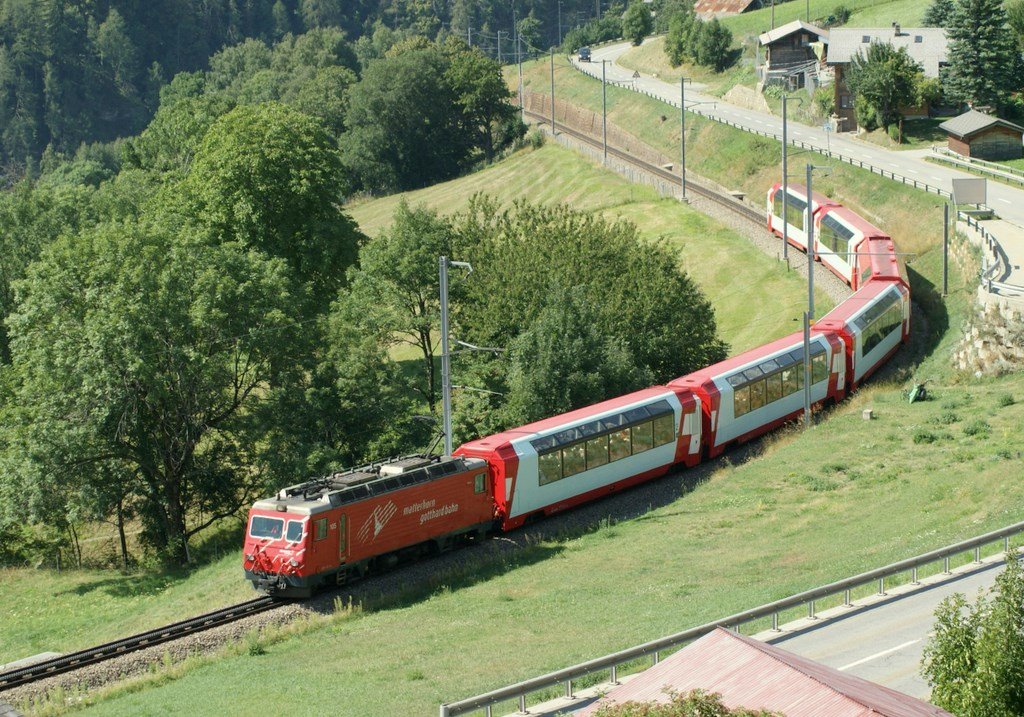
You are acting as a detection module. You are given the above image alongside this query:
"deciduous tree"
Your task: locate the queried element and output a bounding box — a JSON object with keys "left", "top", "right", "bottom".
{"left": 923, "top": 553, "right": 1024, "bottom": 715}
{"left": 185, "top": 102, "right": 362, "bottom": 308}
{"left": 622, "top": 0, "right": 654, "bottom": 45}
{"left": 845, "top": 43, "right": 923, "bottom": 131}
{"left": 3, "top": 221, "right": 303, "bottom": 564}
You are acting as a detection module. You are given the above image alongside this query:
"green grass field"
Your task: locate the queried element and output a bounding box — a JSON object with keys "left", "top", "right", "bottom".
{"left": 57, "top": 369, "right": 1024, "bottom": 716}
{"left": 348, "top": 142, "right": 833, "bottom": 353}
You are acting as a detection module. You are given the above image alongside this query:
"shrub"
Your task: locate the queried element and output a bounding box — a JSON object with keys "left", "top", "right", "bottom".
{"left": 931, "top": 411, "right": 960, "bottom": 425}
{"left": 963, "top": 420, "right": 991, "bottom": 437}
{"left": 914, "top": 429, "right": 938, "bottom": 444}
{"left": 997, "top": 393, "right": 1015, "bottom": 407}
{"left": 813, "top": 86, "right": 835, "bottom": 117}
{"left": 527, "top": 128, "right": 545, "bottom": 149}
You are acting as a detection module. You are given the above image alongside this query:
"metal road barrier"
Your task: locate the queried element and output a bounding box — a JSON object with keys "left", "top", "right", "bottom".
{"left": 960, "top": 212, "right": 1024, "bottom": 296}
{"left": 440, "top": 519, "right": 1024, "bottom": 717}
{"left": 931, "top": 146, "right": 1024, "bottom": 186}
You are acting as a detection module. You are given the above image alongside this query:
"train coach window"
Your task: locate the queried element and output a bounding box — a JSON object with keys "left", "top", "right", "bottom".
{"left": 782, "top": 367, "right": 800, "bottom": 396}
{"left": 766, "top": 372, "right": 783, "bottom": 403}
{"left": 586, "top": 435, "right": 610, "bottom": 469}
{"left": 609, "top": 429, "right": 631, "bottom": 461}
{"left": 812, "top": 353, "right": 828, "bottom": 383}
{"left": 749, "top": 380, "right": 767, "bottom": 411}
{"left": 631, "top": 422, "right": 654, "bottom": 454}
{"left": 474, "top": 473, "right": 486, "bottom": 494}
{"left": 286, "top": 520, "right": 304, "bottom": 543}
{"left": 314, "top": 517, "right": 328, "bottom": 541}
{"left": 562, "top": 443, "right": 587, "bottom": 477}
{"left": 538, "top": 451, "right": 563, "bottom": 486}
{"left": 653, "top": 413, "right": 675, "bottom": 446}
{"left": 733, "top": 385, "right": 750, "bottom": 417}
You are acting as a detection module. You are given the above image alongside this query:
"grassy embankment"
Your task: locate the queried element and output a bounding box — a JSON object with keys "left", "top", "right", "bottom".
{"left": 0, "top": 142, "right": 821, "bottom": 670}
{"left": 29, "top": 71, "right": 1024, "bottom": 717}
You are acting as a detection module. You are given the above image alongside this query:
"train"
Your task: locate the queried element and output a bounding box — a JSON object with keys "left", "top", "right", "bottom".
{"left": 243, "top": 184, "right": 910, "bottom": 597}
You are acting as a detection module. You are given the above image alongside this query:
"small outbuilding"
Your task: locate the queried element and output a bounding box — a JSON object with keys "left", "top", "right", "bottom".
{"left": 939, "top": 110, "right": 1024, "bottom": 161}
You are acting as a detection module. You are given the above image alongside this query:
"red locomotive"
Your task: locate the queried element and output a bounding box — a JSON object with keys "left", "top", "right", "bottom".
{"left": 244, "top": 187, "right": 911, "bottom": 598}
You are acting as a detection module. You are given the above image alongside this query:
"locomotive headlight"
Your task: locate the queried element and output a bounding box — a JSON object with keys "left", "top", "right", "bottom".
{"left": 288, "top": 558, "right": 300, "bottom": 567}
{"left": 245, "top": 554, "right": 254, "bottom": 561}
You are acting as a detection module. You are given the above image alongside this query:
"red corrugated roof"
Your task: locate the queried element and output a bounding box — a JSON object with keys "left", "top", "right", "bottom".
{"left": 578, "top": 628, "right": 952, "bottom": 717}
{"left": 694, "top": 0, "right": 759, "bottom": 16}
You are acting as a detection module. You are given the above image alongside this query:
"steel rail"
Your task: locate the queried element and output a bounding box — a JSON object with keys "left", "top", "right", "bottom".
{"left": 0, "top": 596, "right": 279, "bottom": 691}
{"left": 521, "top": 108, "right": 765, "bottom": 226}
{"left": 441, "top": 520, "right": 1024, "bottom": 716}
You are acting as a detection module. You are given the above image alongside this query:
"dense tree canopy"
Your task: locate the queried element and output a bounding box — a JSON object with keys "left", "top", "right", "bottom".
{"left": 943, "top": 0, "right": 1019, "bottom": 108}
{"left": 2, "top": 221, "right": 303, "bottom": 565}
{"left": 622, "top": 1, "right": 654, "bottom": 46}
{"left": 185, "top": 102, "right": 361, "bottom": 306}
{"left": 922, "top": 0, "right": 956, "bottom": 27}
{"left": 0, "top": 0, "right": 606, "bottom": 176}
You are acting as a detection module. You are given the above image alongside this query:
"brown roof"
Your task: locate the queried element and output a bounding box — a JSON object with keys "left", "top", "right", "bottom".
{"left": 939, "top": 110, "right": 1024, "bottom": 140}
{"left": 577, "top": 628, "right": 953, "bottom": 717}
{"left": 694, "top": 0, "right": 759, "bottom": 18}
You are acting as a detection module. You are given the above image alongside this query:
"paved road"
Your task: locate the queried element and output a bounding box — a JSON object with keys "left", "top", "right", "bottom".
{"left": 582, "top": 41, "right": 1024, "bottom": 288}
{"left": 763, "top": 560, "right": 1007, "bottom": 699}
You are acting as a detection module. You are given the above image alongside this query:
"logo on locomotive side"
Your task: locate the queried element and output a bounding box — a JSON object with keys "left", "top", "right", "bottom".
{"left": 357, "top": 500, "right": 398, "bottom": 544}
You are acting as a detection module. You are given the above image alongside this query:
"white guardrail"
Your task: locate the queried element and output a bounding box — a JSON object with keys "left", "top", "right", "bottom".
{"left": 959, "top": 212, "right": 1024, "bottom": 297}
{"left": 440, "top": 520, "right": 1024, "bottom": 717}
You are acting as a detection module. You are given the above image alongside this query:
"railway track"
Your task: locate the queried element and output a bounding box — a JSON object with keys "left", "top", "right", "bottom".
{"left": 523, "top": 108, "right": 765, "bottom": 226}
{"left": 0, "top": 596, "right": 280, "bottom": 691}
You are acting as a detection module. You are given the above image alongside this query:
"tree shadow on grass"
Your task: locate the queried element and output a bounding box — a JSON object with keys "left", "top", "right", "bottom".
{"left": 58, "top": 522, "right": 244, "bottom": 599}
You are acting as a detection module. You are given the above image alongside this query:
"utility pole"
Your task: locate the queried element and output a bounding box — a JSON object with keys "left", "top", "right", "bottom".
{"left": 438, "top": 257, "right": 472, "bottom": 456}
{"left": 771, "top": 0, "right": 775, "bottom": 29}
{"left": 550, "top": 48, "right": 555, "bottom": 133}
{"left": 782, "top": 94, "right": 789, "bottom": 261}
{"left": 680, "top": 76, "right": 687, "bottom": 198}
{"left": 558, "top": 0, "right": 563, "bottom": 45}
{"left": 806, "top": 163, "right": 815, "bottom": 320}
{"left": 497, "top": 30, "right": 503, "bottom": 63}
{"left": 942, "top": 203, "right": 949, "bottom": 296}
{"left": 602, "top": 59, "right": 608, "bottom": 164}
{"left": 802, "top": 310, "right": 812, "bottom": 430}
{"left": 468, "top": 24, "right": 472, "bottom": 47}
{"left": 517, "top": 21, "right": 524, "bottom": 123}
{"left": 440, "top": 256, "right": 453, "bottom": 456}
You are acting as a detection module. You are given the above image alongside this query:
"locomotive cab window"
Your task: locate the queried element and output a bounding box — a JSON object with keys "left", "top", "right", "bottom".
{"left": 314, "top": 517, "right": 328, "bottom": 541}
{"left": 285, "top": 520, "right": 304, "bottom": 543}
{"left": 474, "top": 473, "right": 486, "bottom": 494}
{"left": 249, "top": 516, "right": 284, "bottom": 539}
